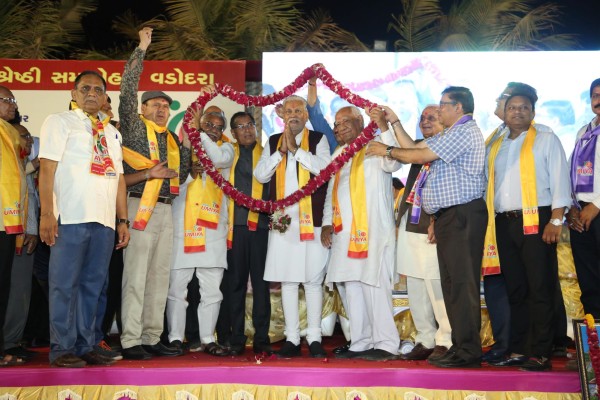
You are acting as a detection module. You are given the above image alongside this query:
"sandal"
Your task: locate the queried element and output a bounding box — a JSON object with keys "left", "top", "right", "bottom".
{"left": 203, "top": 342, "right": 230, "bottom": 357}
{"left": 0, "top": 354, "right": 26, "bottom": 367}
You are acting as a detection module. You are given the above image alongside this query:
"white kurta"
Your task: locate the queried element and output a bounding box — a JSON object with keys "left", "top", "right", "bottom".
{"left": 171, "top": 133, "right": 234, "bottom": 269}
{"left": 254, "top": 130, "right": 331, "bottom": 283}
{"left": 324, "top": 132, "right": 401, "bottom": 287}
{"left": 396, "top": 213, "right": 440, "bottom": 279}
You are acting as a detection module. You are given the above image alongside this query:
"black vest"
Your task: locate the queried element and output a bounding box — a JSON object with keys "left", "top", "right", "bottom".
{"left": 268, "top": 130, "right": 327, "bottom": 227}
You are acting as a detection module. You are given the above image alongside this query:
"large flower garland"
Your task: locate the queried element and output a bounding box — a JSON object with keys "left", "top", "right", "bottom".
{"left": 585, "top": 314, "right": 600, "bottom": 380}
{"left": 182, "top": 64, "right": 381, "bottom": 213}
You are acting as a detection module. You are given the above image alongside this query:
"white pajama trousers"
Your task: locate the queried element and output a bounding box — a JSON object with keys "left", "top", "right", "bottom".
{"left": 407, "top": 276, "right": 452, "bottom": 349}
{"left": 167, "top": 267, "right": 224, "bottom": 345}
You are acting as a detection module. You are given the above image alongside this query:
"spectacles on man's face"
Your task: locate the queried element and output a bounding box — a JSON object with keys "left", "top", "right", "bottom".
{"left": 0, "top": 97, "right": 17, "bottom": 105}
{"left": 202, "top": 120, "right": 225, "bottom": 132}
{"left": 439, "top": 101, "right": 457, "bottom": 108}
{"left": 233, "top": 122, "right": 255, "bottom": 130}
{"left": 419, "top": 115, "right": 438, "bottom": 123}
{"left": 19, "top": 133, "right": 32, "bottom": 139}
{"left": 77, "top": 85, "right": 105, "bottom": 95}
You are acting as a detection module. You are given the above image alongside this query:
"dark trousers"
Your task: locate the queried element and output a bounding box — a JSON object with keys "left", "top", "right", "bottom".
{"left": 570, "top": 214, "right": 600, "bottom": 318}
{"left": 99, "top": 234, "right": 124, "bottom": 342}
{"left": 483, "top": 273, "right": 510, "bottom": 355}
{"left": 495, "top": 206, "right": 557, "bottom": 358}
{"left": 23, "top": 241, "right": 50, "bottom": 346}
{"left": 223, "top": 226, "right": 270, "bottom": 347}
{"left": 434, "top": 198, "right": 488, "bottom": 360}
{"left": 0, "top": 232, "right": 17, "bottom": 355}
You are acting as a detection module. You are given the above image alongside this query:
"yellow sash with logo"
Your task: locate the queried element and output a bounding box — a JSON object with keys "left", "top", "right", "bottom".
{"left": 276, "top": 128, "right": 315, "bottom": 241}
{"left": 183, "top": 138, "right": 229, "bottom": 253}
{"left": 482, "top": 123, "right": 538, "bottom": 275}
{"left": 122, "top": 116, "right": 180, "bottom": 230}
{"left": 332, "top": 147, "right": 368, "bottom": 258}
{"left": 0, "top": 119, "right": 25, "bottom": 234}
{"left": 226, "top": 142, "right": 263, "bottom": 249}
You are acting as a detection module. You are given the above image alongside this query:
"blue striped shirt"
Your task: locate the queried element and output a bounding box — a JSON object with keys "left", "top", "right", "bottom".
{"left": 422, "top": 119, "right": 486, "bottom": 213}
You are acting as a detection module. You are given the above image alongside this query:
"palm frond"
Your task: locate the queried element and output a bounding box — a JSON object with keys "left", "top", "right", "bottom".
{"left": 389, "top": 0, "right": 442, "bottom": 51}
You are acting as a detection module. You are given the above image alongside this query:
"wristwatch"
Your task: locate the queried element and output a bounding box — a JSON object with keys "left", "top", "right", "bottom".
{"left": 549, "top": 218, "right": 562, "bottom": 227}
{"left": 386, "top": 146, "right": 394, "bottom": 158}
{"left": 117, "top": 218, "right": 130, "bottom": 228}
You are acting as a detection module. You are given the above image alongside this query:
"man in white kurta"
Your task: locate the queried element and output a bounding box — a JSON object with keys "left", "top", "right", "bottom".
{"left": 322, "top": 106, "right": 401, "bottom": 361}
{"left": 166, "top": 112, "right": 234, "bottom": 356}
{"left": 254, "top": 95, "right": 331, "bottom": 358}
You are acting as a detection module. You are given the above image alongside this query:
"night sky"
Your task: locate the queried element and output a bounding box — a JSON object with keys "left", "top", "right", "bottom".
{"left": 89, "top": 0, "right": 600, "bottom": 53}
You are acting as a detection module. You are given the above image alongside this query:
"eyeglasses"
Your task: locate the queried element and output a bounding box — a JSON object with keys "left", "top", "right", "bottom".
{"left": 439, "top": 101, "right": 457, "bottom": 107}
{"left": 0, "top": 97, "right": 17, "bottom": 105}
{"left": 333, "top": 119, "right": 354, "bottom": 128}
{"left": 19, "top": 133, "right": 32, "bottom": 139}
{"left": 506, "top": 105, "right": 532, "bottom": 113}
{"left": 592, "top": 93, "right": 600, "bottom": 100}
{"left": 202, "top": 120, "right": 225, "bottom": 132}
{"left": 77, "top": 85, "right": 105, "bottom": 95}
{"left": 233, "top": 122, "right": 255, "bottom": 130}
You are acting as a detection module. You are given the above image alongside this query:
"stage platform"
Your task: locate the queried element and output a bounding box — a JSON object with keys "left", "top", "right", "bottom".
{"left": 0, "top": 338, "right": 583, "bottom": 400}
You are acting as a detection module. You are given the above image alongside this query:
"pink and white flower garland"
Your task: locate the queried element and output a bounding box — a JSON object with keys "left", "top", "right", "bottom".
{"left": 182, "top": 64, "right": 379, "bottom": 213}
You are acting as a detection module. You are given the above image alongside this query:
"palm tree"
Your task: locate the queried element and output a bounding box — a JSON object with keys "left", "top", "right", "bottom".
{"left": 389, "top": 0, "right": 578, "bottom": 51}
{"left": 0, "top": 0, "right": 98, "bottom": 59}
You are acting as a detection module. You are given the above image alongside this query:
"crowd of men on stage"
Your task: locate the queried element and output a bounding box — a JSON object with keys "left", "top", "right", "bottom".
{"left": 1, "top": 27, "right": 599, "bottom": 372}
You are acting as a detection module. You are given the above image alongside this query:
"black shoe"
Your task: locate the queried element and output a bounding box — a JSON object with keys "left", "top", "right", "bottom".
{"left": 143, "top": 342, "right": 182, "bottom": 357}
{"left": 428, "top": 348, "right": 455, "bottom": 365}
{"left": 359, "top": 349, "right": 399, "bottom": 361}
{"left": 230, "top": 344, "right": 245, "bottom": 356}
{"left": 335, "top": 348, "right": 373, "bottom": 359}
{"left": 308, "top": 341, "right": 327, "bottom": 358}
{"left": 333, "top": 341, "right": 351, "bottom": 354}
{"left": 122, "top": 345, "right": 153, "bottom": 360}
{"left": 170, "top": 340, "right": 184, "bottom": 353}
{"left": 481, "top": 349, "right": 506, "bottom": 364}
{"left": 277, "top": 341, "right": 301, "bottom": 358}
{"left": 401, "top": 343, "right": 434, "bottom": 360}
{"left": 519, "top": 356, "right": 552, "bottom": 371}
{"left": 253, "top": 344, "right": 274, "bottom": 355}
{"left": 489, "top": 354, "right": 527, "bottom": 367}
{"left": 434, "top": 353, "right": 481, "bottom": 368}
{"left": 80, "top": 350, "right": 115, "bottom": 366}
{"left": 5, "top": 346, "right": 36, "bottom": 361}
{"left": 51, "top": 353, "right": 86, "bottom": 368}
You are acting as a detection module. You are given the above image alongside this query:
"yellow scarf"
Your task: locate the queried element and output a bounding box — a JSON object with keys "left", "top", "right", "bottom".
{"left": 122, "top": 117, "right": 180, "bottom": 230}
{"left": 482, "top": 123, "right": 538, "bottom": 275}
{"left": 227, "top": 142, "right": 263, "bottom": 249}
{"left": 332, "top": 147, "right": 369, "bottom": 259}
{"left": 0, "top": 119, "right": 25, "bottom": 234}
{"left": 183, "top": 138, "right": 228, "bottom": 253}
{"left": 276, "top": 128, "right": 315, "bottom": 241}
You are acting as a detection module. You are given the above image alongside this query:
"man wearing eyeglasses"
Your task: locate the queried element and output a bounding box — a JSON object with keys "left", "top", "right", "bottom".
{"left": 367, "top": 86, "right": 487, "bottom": 368}
{"left": 118, "top": 27, "right": 191, "bottom": 360}
{"left": 38, "top": 71, "right": 129, "bottom": 367}
{"left": 255, "top": 95, "right": 331, "bottom": 358}
{"left": 0, "top": 86, "right": 28, "bottom": 367}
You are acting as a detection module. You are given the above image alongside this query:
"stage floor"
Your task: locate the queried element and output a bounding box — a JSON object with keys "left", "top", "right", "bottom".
{"left": 0, "top": 337, "right": 582, "bottom": 396}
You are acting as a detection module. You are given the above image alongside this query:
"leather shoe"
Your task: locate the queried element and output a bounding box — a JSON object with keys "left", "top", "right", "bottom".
{"left": 401, "top": 343, "right": 434, "bottom": 360}
{"left": 489, "top": 354, "right": 527, "bottom": 367}
{"left": 51, "top": 353, "right": 86, "bottom": 368}
{"left": 427, "top": 345, "right": 448, "bottom": 361}
{"left": 519, "top": 356, "right": 551, "bottom": 371}
{"left": 122, "top": 345, "right": 152, "bottom": 360}
{"left": 482, "top": 350, "right": 506, "bottom": 364}
{"left": 277, "top": 341, "right": 301, "bottom": 358}
{"left": 428, "top": 348, "right": 455, "bottom": 365}
{"left": 80, "top": 350, "right": 115, "bottom": 366}
{"left": 335, "top": 348, "right": 373, "bottom": 359}
{"left": 5, "top": 346, "right": 36, "bottom": 361}
{"left": 308, "top": 341, "right": 327, "bottom": 358}
{"left": 230, "top": 344, "right": 245, "bottom": 356}
{"left": 434, "top": 353, "right": 480, "bottom": 368}
{"left": 253, "top": 344, "right": 274, "bottom": 355}
{"left": 333, "top": 341, "right": 351, "bottom": 354}
{"left": 143, "top": 342, "right": 182, "bottom": 357}
{"left": 359, "top": 349, "right": 399, "bottom": 361}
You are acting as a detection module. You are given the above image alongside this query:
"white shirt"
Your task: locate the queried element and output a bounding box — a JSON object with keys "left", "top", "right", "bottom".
{"left": 254, "top": 129, "right": 331, "bottom": 283}
{"left": 171, "top": 133, "right": 234, "bottom": 270}
{"left": 39, "top": 109, "right": 123, "bottom": 229}
{"left": 486, "top": 123, "right": 572, "bottom": 212}
{"left": 571, "top": 118, "right": 600, "bottom": 208}
{"left": 323, "top": 131, "right": 401, "bottom": 286}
